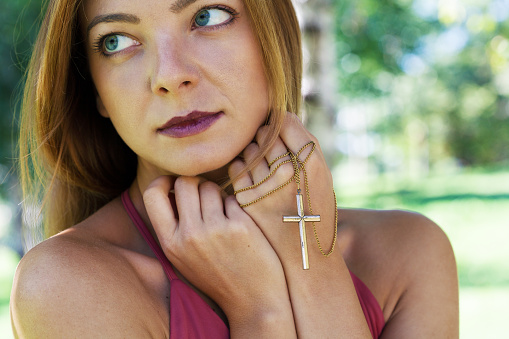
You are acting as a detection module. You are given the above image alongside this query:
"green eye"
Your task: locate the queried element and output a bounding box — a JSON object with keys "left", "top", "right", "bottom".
{"left": 194, "top": 8, "right": 231, "bottom": 27}
{"left": 195, "top": 10, "right": 211, "bottom": 26}
{"left": 104, "top": 36, "right": 119, "bottom": 52}
{"left": 102, "top": 34, "right": 138, "bottom": 54}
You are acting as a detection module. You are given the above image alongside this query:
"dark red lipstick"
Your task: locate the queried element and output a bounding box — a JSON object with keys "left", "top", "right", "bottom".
{"left": 157, "top": 111, "right": 223, "bottom": 138}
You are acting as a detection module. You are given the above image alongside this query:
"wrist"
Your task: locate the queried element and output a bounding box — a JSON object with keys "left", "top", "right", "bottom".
{"left": 282, "top": 248, "right": 345, "bottom": 291}
{"left": 228, "top": 305, "right": 296, "bottom": 338}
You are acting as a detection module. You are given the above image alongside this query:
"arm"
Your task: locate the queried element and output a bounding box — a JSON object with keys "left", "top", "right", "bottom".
{"left": 230, "top": 113, "right": 372, "bottom": 337}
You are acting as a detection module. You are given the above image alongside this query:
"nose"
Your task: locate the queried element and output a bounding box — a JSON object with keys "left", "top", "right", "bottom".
{"left": 150, "top": 38, "right": 199, "bottom": 96}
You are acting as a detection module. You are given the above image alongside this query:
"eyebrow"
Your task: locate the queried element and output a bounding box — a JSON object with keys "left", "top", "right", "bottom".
{"left": 170, "top": 0, "right": 199, "bottom": 13}
{"left": 86, "top": 13, "right": 140, "bottom": 37}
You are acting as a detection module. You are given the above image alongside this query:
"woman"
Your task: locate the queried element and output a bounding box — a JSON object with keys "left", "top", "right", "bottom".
{"left": 10, "top": 0, "right": 459, "bottom": 337}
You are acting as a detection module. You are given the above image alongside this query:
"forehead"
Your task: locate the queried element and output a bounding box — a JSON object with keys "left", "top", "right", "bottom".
{"left": 81, "top": 0, "right": 152, "bottom": 21}
{"left": 80, "top": 0, "right": 249, "bottom": 34}
{"left": 81, "top": 0, "right": 246, "bottom": 16}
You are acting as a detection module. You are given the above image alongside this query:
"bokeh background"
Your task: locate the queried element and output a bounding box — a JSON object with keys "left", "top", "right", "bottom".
{"left": 1, "top": 0, "right": 508, "bottom": 337}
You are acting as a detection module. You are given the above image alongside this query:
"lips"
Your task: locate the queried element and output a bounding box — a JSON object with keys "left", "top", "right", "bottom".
{"left": 157, "top": 111, "right": 223, "bottom": 138}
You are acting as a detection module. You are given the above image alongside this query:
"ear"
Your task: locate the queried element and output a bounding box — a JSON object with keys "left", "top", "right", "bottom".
{"left": 96, "top": 94, "right": 110, "bottom": 118}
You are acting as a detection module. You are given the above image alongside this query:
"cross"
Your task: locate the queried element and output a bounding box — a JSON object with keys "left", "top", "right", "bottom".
{"left": 283, "top": 190, "right": 320, "bottom": 270}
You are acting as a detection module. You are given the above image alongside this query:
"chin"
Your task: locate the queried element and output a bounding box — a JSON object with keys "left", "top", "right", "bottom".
{"left": 169, "top": 158, "right": 232, "bottom": 181}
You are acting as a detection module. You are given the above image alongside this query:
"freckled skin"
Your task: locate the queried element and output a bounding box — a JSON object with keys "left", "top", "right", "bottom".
{"left": 85, "top": 0, "right": 269, "bottom": 186}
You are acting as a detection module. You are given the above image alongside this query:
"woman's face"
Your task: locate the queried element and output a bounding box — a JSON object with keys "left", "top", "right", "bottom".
{"left": 83, "top": 0, "right": 269, "bottom": 181}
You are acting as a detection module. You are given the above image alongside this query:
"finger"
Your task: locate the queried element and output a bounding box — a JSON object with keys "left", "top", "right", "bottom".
{"left": 279, "top": 112, "right": 320, "bottom": 161}
{"left": 143, "top": 176, "right": 178, "bottom": 238}
{"left": 174, "top": 176, "right": 203, "bottom": 224}
{"left": 255, "top": 126, "right": 290, "bottom": 169}
{"left": 229, "top": 158, "right": 252, "bottom": 191}
{"left": 243, "top": 142, "right": 270, "bottom": 184}
{"left": 229, "top": 158, "right": 261, "bottom": 206}
{"left": 224, "top": 195, "right": 249, "bottom": 223}
{"left": 199, "top": 181, "right": 225, "bottom": 221}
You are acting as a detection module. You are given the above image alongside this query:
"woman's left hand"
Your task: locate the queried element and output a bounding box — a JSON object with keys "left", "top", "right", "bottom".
{"left": 230, "top": 113, "right": 372, "bottom": 338}
{"left": 229, "top": 112, "right": 338, "bottom": 271}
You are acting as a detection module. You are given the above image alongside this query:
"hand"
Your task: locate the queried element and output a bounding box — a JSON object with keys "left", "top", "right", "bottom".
{"left": 142, "top": 175, "right": 289, "bottom": 318}
{"left": 229, "top": 113, "right": 337, "bottom": 271}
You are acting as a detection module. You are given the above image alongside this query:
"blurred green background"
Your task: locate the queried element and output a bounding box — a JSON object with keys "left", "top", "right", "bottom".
{"left": 1, "top": 0, "right": 508, "bottom": 337}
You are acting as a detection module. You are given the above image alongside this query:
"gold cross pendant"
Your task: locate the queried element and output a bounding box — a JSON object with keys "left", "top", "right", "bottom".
{"left": 283, "top": 190, "right": 320, "bottom": 270}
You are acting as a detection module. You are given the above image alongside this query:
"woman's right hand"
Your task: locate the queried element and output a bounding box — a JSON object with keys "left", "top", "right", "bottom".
{"left": 143, "top": 175, "right": 295, "bottom": 335}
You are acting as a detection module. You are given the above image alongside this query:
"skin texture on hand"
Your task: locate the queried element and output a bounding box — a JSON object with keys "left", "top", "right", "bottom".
{"left": 230, "top": 113, "right": 337, "bottom": 270}
{"left": 143, "top": 175, "right": 297, "bottom": 337}
{"left": 229, "top": 113, "right": 373, "bottom": 337}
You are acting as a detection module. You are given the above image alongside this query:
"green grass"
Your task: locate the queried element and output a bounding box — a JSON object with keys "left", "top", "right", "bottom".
{"left": 0, "top": 304, "right": 13, "bottom": 339}
{"left": 335, "top": 168, "right": 509, "bottom": 338}
{"left": 0, "top": 168, "right": 507, "bottom": 337}
{"left": 0, "top": 246, "right": 18, "bottom": 339}
{"left": 459, "top": 287, "right": 509, "bottom": 339}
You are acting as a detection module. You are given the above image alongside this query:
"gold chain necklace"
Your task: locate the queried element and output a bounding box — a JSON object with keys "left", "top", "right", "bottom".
{"left": 234, "top": 142, "right": 338, "bottom": 269}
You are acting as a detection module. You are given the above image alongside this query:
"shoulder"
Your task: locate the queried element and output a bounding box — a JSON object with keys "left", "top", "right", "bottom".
{"left": 341, "top": 208, "right": 455, "bottom": 264}
{"left": 10, "top": 201, "right": 168, "bottom": 338}
{"left": 339, "top": 208, "right": 458, "bottom": 337}
{"left": 340, "top": 209, "right": 456, "bottom": 277}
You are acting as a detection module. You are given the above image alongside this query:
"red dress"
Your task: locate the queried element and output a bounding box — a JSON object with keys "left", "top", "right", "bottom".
{"left": 122, "top": 191, "right": 385, "bottom": 338}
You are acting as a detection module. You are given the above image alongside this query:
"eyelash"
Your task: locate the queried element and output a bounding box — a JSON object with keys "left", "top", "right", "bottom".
{"left": 192, "top": 5, "right": 239, "bottom": 30}
{"left": 91, "top": 4, "right": 240, "bottom": 58}
{"left": 91, "top": 33, "right": 128, "bottom": 57}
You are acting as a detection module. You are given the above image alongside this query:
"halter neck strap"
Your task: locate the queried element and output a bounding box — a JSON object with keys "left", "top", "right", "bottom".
{"left": 121, "top": 190, "right": 178, "bottom": 281}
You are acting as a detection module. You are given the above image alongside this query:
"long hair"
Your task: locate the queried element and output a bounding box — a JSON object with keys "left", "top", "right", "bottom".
{"left": 19, "top": 0, "right": 302, "bottom": 243}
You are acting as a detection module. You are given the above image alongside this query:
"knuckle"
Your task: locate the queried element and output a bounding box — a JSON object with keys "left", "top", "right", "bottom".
{"left": 275, "top": 162, "right": 296, "bottom": 181}
{"left": 230, "top": 224, "right": 250, "bottom": 240}
{"left": 159, "top": 236, "right": 177, "bottom": 256}
{"left": 228, "top": 159, "right": 246, "bottom": 177}
{"left": 225, "top": 195, "right": 240, "bottom": 207}
{"left": 199, "top": 181, "right": 220, "bottom": 193}
{"left": 143, "top": 186, "right": 163, "bottom": 207}
{"left": 175, "top": 176, "right": 197, "bottom": 190}
{"left": 256, "top": 125, "right": 271, "bottom": 142}
{"left": 142, "top": 190, "right": 158, "bottom": 207}
{"left": 174, "top": 176, "right": 185, "bottom": 188}
{"left": 243, "top": 143, "right": 259, "bottom": 157}
{"left": 180, "top": 228, "right": 204, "bottom": 248}
{"left": 309, "top": 134, "right": 319, "bottom": 145}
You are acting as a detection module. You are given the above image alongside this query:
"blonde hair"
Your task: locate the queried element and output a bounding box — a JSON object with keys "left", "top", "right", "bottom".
{"left": 19, "top": 0, "right": 302, "bottom": 242}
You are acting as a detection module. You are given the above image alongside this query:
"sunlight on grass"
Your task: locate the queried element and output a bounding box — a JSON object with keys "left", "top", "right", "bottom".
{"left": 0, "top": 246, "right": 18, "bottom": 339}
{"left": 336, "top": 168, "right": 509, "bottom": 337}
{"left": 420, "top": 199, "right": 509, "bottom": 286}
{"left": 0, "top": 305, "right": 13, "bottom": 339}
{"left": 460, "top": 287, "right": 509, "bottom": 339}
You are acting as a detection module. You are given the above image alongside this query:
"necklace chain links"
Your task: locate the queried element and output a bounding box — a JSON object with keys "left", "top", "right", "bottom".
{"left": 234, "top": 141, "right": 337, "bottom": 257}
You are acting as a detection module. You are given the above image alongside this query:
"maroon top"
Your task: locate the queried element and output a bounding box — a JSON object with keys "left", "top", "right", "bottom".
{"left": 121, "top": 190, "right": 385, "bottom": 338}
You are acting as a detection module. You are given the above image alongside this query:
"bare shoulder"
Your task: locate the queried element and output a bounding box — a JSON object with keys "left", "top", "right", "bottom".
{"left": 340, "top": 208, "right": 455, "bottom": 267}
{"left": 10, "top": 200, "right": 169, "bottom": 338}
{"left": 339, "top": 208, "right": 459, "bottom": 338}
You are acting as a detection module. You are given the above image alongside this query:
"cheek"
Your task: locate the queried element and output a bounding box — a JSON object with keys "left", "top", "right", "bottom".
{"left": 226, "top": 48, "right": 269, "bottom": 115}
{"left": 193, "top": 28, "right": 269, "bottom": 99}
{"left": 91, "top": 62, "right": 146, "bottom": 122}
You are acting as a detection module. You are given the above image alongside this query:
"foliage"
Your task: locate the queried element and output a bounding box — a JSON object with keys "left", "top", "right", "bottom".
{"left": 332, "top": 0, "right": 509, "bottom": 168}
{"left": 0, "top": 0, "right": 42, "bottom": 188}
{"left": 2, "top": 0, "right": 508, "bottom": 179}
